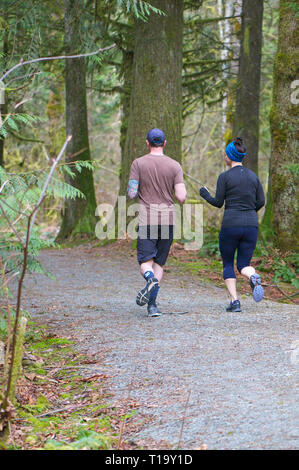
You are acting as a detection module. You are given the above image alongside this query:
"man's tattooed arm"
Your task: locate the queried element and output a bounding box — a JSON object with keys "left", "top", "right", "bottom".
{"left": 127, "top": 179, "right": 139, "bottom": 199}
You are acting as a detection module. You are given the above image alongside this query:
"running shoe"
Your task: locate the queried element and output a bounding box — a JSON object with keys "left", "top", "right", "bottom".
{"left": 147, "top": 303, "right": 162, "bottom": 317}
{"left": 250, "top": 274, "right": 264, "bottom": 302}
{"left": 136, "top": 277, "right": 159, "bottom": 306}
{"left": 226, "top": 300, "right": 242, "bottom": 312}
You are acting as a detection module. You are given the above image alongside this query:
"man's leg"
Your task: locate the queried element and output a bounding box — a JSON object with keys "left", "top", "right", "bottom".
{"left": 136, "top": 259, "right": 159, "bottom": 306}
{"left": 136, "top": 254, "right": 161, "bottom": 308}
{"left": 152, "top": 262, "right": 163, "bottom": 283}
{"left": 136, "top": 227, "right": 159, "bottom": 306}
{"left": 140, "top": 259, "right": 154, "bottom": 278}
{"left": 146, "top": 262, "right": 162, "bottom": 316}
{"left": 147, "top": 261, "right": 163, "bottom": 307}
{"left": 147, "top": 225, "right": 173, "bottom": 313}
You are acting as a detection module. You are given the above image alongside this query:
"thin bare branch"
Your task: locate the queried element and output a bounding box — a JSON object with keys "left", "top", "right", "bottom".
{"left": 0, "top": 136, "right": 72, "bottom": 418}
{"left": 184, "top": 172, "right": 214, "bottom": 192}
{"left": 28, "top": 135, "right": 72, "bottom": 236}
{"left": 0, "top": 198, "right": 27, "bottom": 217}
{"left": 5, "top": 71, "right": 42, "bottom": 87}
{"left": 0, "top": 255, "right": 12, "bottom": 378}
{"left": 0, "top": 181, "right": 9, "bottom": 194}
{"left": 177, "top": 389, "right": 191, "bottom": 449}
{"left": 262, "top": 283, "right": 297, "bottom": 303}
{"left": 0, "top": 45, "right": 116, "bottom": 83}
{"left": 0, "top": 203, "right": 25, "bottom": 247}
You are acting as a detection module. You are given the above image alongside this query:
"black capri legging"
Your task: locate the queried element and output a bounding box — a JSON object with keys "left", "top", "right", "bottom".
{"left": 219, "top": 226, "right": 258, "bottom": 279}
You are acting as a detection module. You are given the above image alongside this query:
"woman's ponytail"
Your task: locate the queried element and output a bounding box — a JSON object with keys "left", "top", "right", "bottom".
{"left": 234, "top": 137, "right": 246, "bottom": 154}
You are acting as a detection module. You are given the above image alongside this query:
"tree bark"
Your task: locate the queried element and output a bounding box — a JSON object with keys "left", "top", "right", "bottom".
{"left": 0, "top": 21, "right": 9, "bottom": 168}
{"left": 217, "top": 0, "right": 234, "bottom": 141}
{"left": 8, "top": 317, "right": 27, "bottom": 404}
{"left": 266, "top": 1, "right": 299, "bottom": 251}
{"left": 119, "top": 45, "right": 134, "bottom": 163}
{"left": 57, "top": 0, "right": 97, "bottom": 241}
{"left": 0, "top": 109, "right": 5, "bottom": 167}
{"left": 119, "top": 0, "right": 184, "bottom": 201}
{"left": 233, "top": 0, "right": 264, "bottom": 174}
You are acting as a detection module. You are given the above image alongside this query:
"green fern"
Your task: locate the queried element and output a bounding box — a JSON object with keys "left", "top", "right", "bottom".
{"left": 0, "top": 113, "right": 42, "bottom": 139}
{"left": 0, "top": 161, "right": 89, "bottom": 296}
{"left": 114, "top": 0, "right": 164, "bottom": 20}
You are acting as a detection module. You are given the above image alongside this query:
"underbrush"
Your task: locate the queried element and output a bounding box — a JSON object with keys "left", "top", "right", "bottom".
{"left": 168, "top": 226, "right": 299, "bottom": 303}
{"left": 0, "top": 320, "right": 141, "bottom": 450}
{"left": 200, "top": 227, "right": 298, "bottom": 287}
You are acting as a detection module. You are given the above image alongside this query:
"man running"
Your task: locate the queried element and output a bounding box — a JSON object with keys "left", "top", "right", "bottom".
{"left": 127, "top": 128, "right": 187, "bottom": 317}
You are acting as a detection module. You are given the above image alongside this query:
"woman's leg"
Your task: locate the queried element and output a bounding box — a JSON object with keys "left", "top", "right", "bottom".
{"left": 236, "top": 227, "right": 258, "bottom": 279}
{"left": 240, "top": 265, "right": 256, "bottom": 279}
{"left": 224, "top": 278, "right": 238, "bottom": 302}
{"left": 219, "top": 227, "right": 241, "bottom": 302}
{"left": 237, "top": 227, "right": 264, "bottom": 302}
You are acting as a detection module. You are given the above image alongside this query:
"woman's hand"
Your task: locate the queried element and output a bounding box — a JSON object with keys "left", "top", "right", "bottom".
{"left": 199, "top": 186, "right": 210, "bottom": 200}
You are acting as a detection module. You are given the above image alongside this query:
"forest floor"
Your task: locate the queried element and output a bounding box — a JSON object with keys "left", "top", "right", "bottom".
{"left": 10, "top": 240, "right": 299, "bottom": 450}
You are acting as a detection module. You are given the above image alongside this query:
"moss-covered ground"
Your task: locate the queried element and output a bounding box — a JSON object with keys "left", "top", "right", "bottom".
{"left": 1, "top": 321, "right": 142, "bottom": 450}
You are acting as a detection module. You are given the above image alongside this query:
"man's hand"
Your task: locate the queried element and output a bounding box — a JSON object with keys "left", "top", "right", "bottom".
{"left": 127, "top": 179, "right": 139, "bottom": 199}
{"left": 174, "top": 183, "right": 187, "bottom": 203}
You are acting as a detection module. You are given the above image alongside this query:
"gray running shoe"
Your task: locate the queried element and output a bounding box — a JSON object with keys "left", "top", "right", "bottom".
{"left": 250, "top": 274, "right": 264, "bottom": 302}
{"left": 136, "top": 277, "right": 159, "bottom": 306}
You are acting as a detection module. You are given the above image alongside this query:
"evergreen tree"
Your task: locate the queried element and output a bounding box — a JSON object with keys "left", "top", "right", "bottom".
{"left": 119, "top": 0, "right": 184, "bottom": 205}
{"left": 266, "top": 0, "right": 299, "bottom": 251}
{"left": 57, "top": 0, "right": 97, "bottom": 240}
{"left": 233, "top": 0, "right": 264, "bottom": 174}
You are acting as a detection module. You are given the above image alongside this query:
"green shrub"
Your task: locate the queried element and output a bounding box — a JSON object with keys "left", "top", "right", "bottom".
{"left": 199, "top": 226, "right": 220, "bottom": 257}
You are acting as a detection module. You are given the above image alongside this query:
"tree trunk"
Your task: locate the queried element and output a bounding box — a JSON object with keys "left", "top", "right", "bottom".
{"left": 233, "top": 0, "right": 264, "bottom": 174}
{"left": 0, "top": 22, "right": 9, "bottom": 168}
{"left": 217, "top": 0, "right": 234, "bottom": 142}
{"left": 119, "top": 46, "right": 134, "bottom": 163}
{"left": 119, "top": 0, "right": 184, "bottom": 202}
{"left": 8, "top": 317, "right": 27, "bottom": 405}
{"left": 266, "top": 1, "right": 299, "bottom": 251}
{"left": 0, "top": 122, "right": 5, "bottom": 167}
{"left": 57, "top": 0, "right": 97, "bottom": 241}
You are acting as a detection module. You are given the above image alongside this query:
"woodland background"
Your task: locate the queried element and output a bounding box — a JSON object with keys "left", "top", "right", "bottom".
{"left": 0, "top": 0, "right": 298, "bottom": 450}
{"left": 0, "top": 0, "right": 298, "bottom": 247}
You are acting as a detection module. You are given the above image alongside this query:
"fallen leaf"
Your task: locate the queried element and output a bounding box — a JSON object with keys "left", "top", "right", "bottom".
{"left": 25, "top": 373, "right": 36, "bottom": 381}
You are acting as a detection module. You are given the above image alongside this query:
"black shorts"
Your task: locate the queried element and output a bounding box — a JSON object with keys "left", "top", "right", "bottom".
{"left": 137, "top": 225, "right": 174, "bottom": 266}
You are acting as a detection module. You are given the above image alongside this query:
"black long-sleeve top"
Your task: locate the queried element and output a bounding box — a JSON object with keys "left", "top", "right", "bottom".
{"left": 200, "top": 166, "right": 265, "bottom": 228}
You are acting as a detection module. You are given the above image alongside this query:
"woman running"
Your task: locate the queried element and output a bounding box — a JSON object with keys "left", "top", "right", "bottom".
{"left": 199, "top": 137, "right": 265, "bottom": 312}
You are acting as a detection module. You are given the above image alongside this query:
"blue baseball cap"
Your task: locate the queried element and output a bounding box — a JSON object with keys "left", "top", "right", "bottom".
{"left": 146, "top": 128, "right": 165, "bottom": 146}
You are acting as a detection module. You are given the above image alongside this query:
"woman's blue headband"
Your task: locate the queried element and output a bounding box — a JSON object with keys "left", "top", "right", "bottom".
{"left": 225, "top": 141, "right": 247, "bottom": 162}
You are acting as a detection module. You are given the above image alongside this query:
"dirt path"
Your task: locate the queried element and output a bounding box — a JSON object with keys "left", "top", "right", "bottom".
{"left": 17, "top": 241, "right": 298, "bottom": 449}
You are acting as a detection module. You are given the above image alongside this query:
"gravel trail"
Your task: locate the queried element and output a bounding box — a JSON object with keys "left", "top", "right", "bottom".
{"left": 17, "top": 242, "right": 298, "bottom": 450}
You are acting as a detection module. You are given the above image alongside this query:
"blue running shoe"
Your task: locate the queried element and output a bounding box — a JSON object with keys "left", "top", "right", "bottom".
{"left": 250, "top": 274, "right": 264, "bottom": 302}
{"left": 136, "top": 277, "right": 159, "bottom": 306}
{"left": 147, "top": 303, "right": 162, "bottom": 317}
{"left": 226, "top": 300, "right": 242, "bottom": 312}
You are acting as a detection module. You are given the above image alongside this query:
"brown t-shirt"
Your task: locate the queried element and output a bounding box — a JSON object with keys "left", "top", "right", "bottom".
{"left": 129, "top": 153, "right": 184, "bottom": 226}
